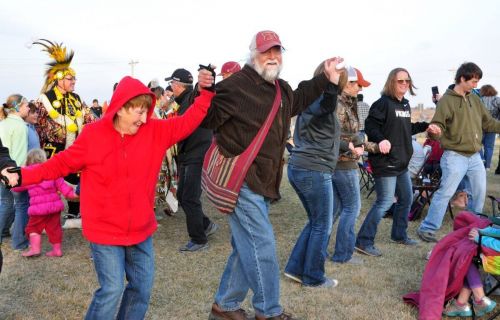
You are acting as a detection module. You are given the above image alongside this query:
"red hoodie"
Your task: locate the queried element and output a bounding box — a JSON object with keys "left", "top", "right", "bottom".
{"left": 21, "top": 76, "right": 214, "bottom": 245}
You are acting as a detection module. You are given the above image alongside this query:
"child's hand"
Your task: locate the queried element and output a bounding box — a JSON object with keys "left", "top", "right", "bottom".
{"left": 69, "top": 195, "right": 80, "bottom": 202}
{"left": 469, "top": 228, "right": 479, "bottom": 242}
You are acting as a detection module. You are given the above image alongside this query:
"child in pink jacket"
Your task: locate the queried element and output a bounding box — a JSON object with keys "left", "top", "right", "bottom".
{"left": 13, "top": 148, "right": 78, "bottom": 257}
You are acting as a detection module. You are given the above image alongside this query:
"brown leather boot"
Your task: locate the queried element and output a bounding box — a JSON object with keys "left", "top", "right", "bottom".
{"left": 209, "top": 303, "right": 252, "bottom": 320}
{"left": 255, "top": 311, "right": 298, "bottom": 320}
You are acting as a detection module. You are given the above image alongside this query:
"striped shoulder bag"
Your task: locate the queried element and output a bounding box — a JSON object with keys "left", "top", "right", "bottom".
{"left": 202, "top": 80, "right": 281, "bottom": 214}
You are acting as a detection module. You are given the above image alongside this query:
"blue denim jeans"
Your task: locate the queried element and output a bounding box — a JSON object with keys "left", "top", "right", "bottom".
{"left": 0, "top": 184, "right": 29, "bottom": 249}
{"left": 284, "top": 165, "right": 333, "bottom": 286}
{"left": 85, "top": 237, "right": 154, "bottom": 320}
{"left": 480, "top": 132, "right": 497, "bottom": 169}
{"left": 331, "top": 169, "right": 361, "bottom": 262}
{"left": 356, "top": 170, "right": 412, "bottom": 248}
{"left": 214, "top": 183, "right": 282, "bottom": 318}
{"left": 419, "top": 151, "right": 486, "bottom": 233}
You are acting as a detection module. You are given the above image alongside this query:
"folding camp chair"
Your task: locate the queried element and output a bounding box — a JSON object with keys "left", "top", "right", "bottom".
{"left": 470, "top": 216, "right": 500, "bottom": 319}
{"left": 358, "top": 156, "right": 375, "bottom": 198}
{"left": 489, "top": 195, "right": 500, "bottom": 216}
{"left": 408, "top": 151, "right": 454, "bottom": 221}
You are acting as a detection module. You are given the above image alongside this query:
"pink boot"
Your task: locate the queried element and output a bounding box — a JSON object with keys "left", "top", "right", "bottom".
{"left": 46, "top": 243, "right": 62, "bottom": 257}
{"left": 22, "top": 233, "right": 41, "bottom": 257}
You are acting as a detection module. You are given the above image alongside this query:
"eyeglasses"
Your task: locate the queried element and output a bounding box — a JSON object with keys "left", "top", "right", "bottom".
{"left": 397, "top": 79, "right": 411, "bottom": 84}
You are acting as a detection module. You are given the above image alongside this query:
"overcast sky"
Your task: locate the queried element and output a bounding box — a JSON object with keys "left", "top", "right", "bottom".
{"left": 1, "top": 0, "right": 499, "bottom": 108}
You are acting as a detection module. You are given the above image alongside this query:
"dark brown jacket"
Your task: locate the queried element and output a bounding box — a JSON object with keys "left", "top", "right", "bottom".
{"left": 202, "top": 64, "right": 329, "bottom": 199}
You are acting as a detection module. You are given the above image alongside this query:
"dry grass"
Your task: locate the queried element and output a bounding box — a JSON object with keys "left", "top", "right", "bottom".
{"left": 0, "top": 144, "right": 499, "bottom": 320}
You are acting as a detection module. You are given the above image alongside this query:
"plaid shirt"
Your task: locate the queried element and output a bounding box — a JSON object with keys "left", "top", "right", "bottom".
{"left": 357, "top": 101, "right": 370, "bottom": 131}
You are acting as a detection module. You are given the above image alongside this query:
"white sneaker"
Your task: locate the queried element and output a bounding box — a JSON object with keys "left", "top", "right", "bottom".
{"left": 62, "top": 218, "right": 82, "bottom": 229}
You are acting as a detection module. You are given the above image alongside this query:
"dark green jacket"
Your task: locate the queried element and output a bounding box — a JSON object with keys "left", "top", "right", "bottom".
{"left": 431, "top": 88, "right": 500, "bottom": 156}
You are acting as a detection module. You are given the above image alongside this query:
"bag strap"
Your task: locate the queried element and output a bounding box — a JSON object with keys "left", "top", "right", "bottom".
{"left": 241, "top": 80, "right": 282, "bottom": 158}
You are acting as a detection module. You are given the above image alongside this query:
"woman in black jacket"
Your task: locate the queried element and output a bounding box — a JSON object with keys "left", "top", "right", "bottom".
{"left": 354, "top": 68, "right": 436, "bottom": 257}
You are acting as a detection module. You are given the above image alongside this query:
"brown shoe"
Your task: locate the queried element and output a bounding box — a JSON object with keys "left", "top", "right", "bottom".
{"left": 255, "top": 311, "right": 298, "bottom": 320}
{"left": 209, "top": 303, "right": 252, "bottom": 320}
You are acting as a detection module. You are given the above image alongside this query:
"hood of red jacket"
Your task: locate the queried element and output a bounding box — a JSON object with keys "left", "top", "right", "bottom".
{"left": 102, "top": 76, "right": 156, "bottom": 127}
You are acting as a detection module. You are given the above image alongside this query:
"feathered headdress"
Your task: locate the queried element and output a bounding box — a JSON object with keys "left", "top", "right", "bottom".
{"left": 33, "top": 39, "right": 76, "bottom": 93}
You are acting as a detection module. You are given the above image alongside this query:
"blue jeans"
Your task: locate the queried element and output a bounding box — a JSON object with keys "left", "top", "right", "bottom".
{"left": 85, "top": 237, "right": 154, "bottom": 320}
{"left": 356, "top": 170, "right": 412, "bottom": 248}
{"left": 419, "top": 151, "right": 486, "bottom": 233}
{"left": 284, "top": 165, "right": 333, "bottom": 286}
{"left": 214, "top": 183, "right": 282, "bottom": 318}
{"left": 331, "top": 169, "right": 361, "bottom": 262}
{"left": 0, "top": 184, "right": 29, "bottom": 250}
{"left": 480, "top": 132, "right": 497, "bottom": 169}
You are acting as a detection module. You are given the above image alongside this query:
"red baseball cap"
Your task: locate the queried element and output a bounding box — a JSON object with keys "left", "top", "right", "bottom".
{"left": 250, "top": 30, "right": 283, "bottom": 53}
{"left": 217, "top": 61, "right": 241, "bottom": 76}
{"left": 355, "top": 68, "right": 371, "bottom": 87}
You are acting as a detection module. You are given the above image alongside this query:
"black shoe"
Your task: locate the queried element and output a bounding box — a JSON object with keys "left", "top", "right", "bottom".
{"left": 416, "top": 229, "right": 438, "bottom": 243}
{"left": 63, "top": 213, "right": 80, "bottom": 219}
{"left": 205, "top": 222, "right": 219, "bottom": 237}
{"left": 179, "top": 241, "right": 208, "bottom": 252}
{"left": 355, "top": 245, "right": 382, "bottom": 257}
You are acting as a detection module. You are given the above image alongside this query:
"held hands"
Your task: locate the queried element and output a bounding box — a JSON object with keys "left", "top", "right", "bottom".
{"left": 378, "top": 140, "right": 391, "bottom": 154}
{"left": 349, "top": 142, "right": 365, "bottom": 157}
{"left": 1, "top": 167, "right": 21, "bottom": 187}
{"left": 426, "top": 124, "right": 442, "bottom": 136}
{"left": 323, "top": 56, "right": 345, "bottom": 85}
{"left": 197, "top": 64, "right": 216, "bottom": 92}
{"left": 354, "top": 145, "right": 365, "bottom": 157}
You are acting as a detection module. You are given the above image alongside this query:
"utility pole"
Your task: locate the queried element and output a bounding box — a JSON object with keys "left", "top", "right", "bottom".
{"left": 129, "top": 60, "right": 139, "bottom": 76}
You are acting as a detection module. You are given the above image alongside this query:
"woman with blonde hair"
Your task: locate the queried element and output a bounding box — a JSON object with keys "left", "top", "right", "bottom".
{"left": 355, "top": 68, "right": 437, "bottom": 257}
{"left": 0, "top": 94, "right": 30, "bottom": 250}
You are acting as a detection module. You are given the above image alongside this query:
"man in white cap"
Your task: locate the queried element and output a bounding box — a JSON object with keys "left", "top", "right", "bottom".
{"left": 200, "top": 30, "right": 344, "bottom": 320}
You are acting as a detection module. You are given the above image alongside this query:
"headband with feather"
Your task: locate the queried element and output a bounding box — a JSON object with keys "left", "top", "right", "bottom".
{"left": 33, "top": 39, "right": 76, "bottom": 93}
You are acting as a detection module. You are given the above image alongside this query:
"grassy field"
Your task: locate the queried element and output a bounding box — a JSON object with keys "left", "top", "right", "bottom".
{"left": 0, "top": 144, "right": 499, "bottom": 320}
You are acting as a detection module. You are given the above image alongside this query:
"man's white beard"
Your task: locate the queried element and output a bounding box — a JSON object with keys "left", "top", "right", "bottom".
{"left": 254, "top": 61, "right": 282, "bottom": 82}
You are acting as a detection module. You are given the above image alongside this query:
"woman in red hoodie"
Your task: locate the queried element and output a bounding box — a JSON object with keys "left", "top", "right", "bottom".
{"left": 7, "top": 75, "right": 214, "bottom": 319}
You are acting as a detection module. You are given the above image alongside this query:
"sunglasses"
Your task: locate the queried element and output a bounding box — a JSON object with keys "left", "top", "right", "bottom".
{"left": 397, "top": 79, "right": 411, "bottom": 84}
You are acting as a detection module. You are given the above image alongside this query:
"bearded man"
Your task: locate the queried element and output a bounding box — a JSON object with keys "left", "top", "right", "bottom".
{"left": 201, "top": 30, "right": 343, "bottom": 320}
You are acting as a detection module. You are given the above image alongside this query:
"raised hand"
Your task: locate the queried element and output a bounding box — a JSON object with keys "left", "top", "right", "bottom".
{"left": 197, "top": 64, "right": 216, "bottom": 91}
{"left": 323, "top": 56, "right": 345, "bottom": 85}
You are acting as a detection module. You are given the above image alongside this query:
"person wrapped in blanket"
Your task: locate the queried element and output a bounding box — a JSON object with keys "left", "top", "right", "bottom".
{"left": 442, "top": 226, "right": 499, "bottom": 317}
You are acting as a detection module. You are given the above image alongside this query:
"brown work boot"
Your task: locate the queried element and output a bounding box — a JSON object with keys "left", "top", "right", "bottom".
{"left": 255, "top": 311, "right": 298, "bottom": 320}
{"left": 209, "top": 303, "right": 252, "bottom": 320}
